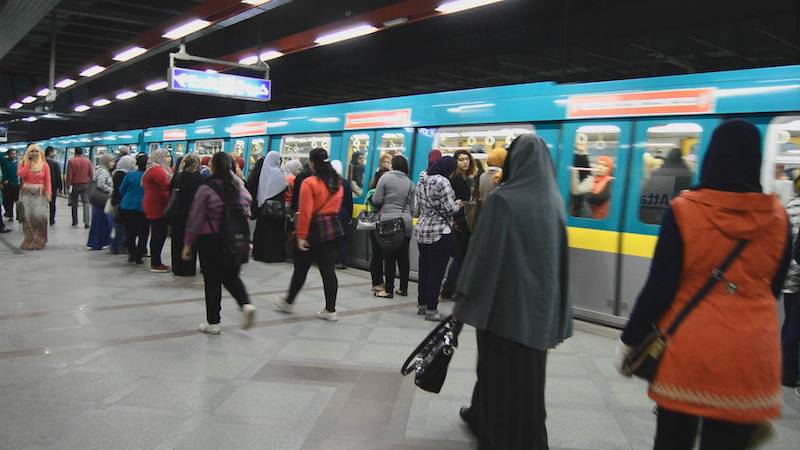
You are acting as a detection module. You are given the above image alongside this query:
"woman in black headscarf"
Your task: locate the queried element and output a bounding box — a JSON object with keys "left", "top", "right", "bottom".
{"left": 348, "top": 151, "right": 365, "bottom": 197}
{"left": 454, "top": 135, "right": 572, "bottom": 449}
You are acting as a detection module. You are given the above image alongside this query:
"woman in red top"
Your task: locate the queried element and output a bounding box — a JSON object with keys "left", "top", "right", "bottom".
{"left": 18, "top": 144, "right": 51, "bottom": 250}
{"left": 274, "top": 148, "right": 343, "bottom": 322}
{"left": 142, "top": 149, "right": 172, "bottom": 273}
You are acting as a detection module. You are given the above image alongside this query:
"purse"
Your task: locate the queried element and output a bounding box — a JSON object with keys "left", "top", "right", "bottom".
{"left": 356, "top": 209, "right": 377, "bottom": 230}
{"left": 375, "top": 185, "right": 413, "bottom": 251}
{"left": 287, "top": 185, "right": 342, "bottom": 251}
{"left": 163, "top": 172, "right": 181, "bottom": 220}
{"left": 260, "top": 199, "right": 285, "bottom": 219}
{"left": 88, "top": 180, "right": 109, "bottom": 207}
{"left": 401, "top": 316, "right": 464, "bottom": 393}
{"left": 622, "top": 239, "right": 749, "bottom": 381}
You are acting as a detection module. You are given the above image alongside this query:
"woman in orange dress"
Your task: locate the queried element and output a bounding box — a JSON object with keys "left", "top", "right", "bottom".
{"left": 17, "top": 144, "right": 51, "bottom": 250}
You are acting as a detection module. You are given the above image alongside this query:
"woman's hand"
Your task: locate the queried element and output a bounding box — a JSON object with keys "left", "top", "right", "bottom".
{"left": 46, "top": 193, "right": 52, "bottom": 202}
{"left": 181, "top": 244, "right": 193, "bottom": 261}
{"left": 614, "top": 339, "right": 634, "bottom": 377}
{"left": 297, "top": 238, "right": 310, "bottom": 252}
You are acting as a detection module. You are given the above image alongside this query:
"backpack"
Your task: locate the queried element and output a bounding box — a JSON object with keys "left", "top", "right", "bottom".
{"left": 205, "top": 181, "right": 250, "bottom": 266}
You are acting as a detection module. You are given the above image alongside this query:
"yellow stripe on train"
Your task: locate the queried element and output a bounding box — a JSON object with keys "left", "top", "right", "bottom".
{"left": 567, "top": 227, "right": 658, "bottom": 258}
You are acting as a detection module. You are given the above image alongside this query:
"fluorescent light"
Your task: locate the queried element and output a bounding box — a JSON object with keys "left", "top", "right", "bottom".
{"left": 55, "top": 79, "right": 75, "bottom": 88}
{"left": 113, "top": 46, "right": 147, "bottom": 62}
{"left": 309, "top": 117, "right": 340, "bottom": 123}
{"left": 242, "top": 0, "right": 272, "bottom": 5}
{"left": 9, "top": 102, "right": 23, "bottom": 109}
{"left": 436, "top": 0, "right": 505, "bottom": 14}
{"left": 145, "top": 81, "right": 168, "bottom": 91}
{"left": 162, "top": 19, "right": 211, "bottom": 40}
{"left": 79, "top": 65, "right": 106, "bottom": 77}
{"left": 74, "top": 104, "right": 91, "bottom": 112}
{"left": 648, "top": 123, "right": 704, "bottom": 134}
{"left": 314, "top": 25, "right": 378, "bottom": 46}
{"left": 116, "top": 91, "right": 138, "bottom": 100}
{"left": 41, "top": 113, "right": 60, "bottom": 119}
{"left": 238, "top": 55, "right": 259, "bottom": 65}
{"left": 205, "top": 69, "right": 218, "bottom": 73}
{"left": 23, "top": 116, "right": 37, "bottom": 122}
{"left": 383, "top": 17, "right": 408, "bottom": 27}
{"left": 259, "top": 50, "right": 284, "bottom": 61}
{"left": 92, "top": 98, "right": 111, "bottom": 107}
{"left": 268, "top": 121, "right": 288, "bottom": 127}
{"left": 36, "top": 88, "right": 50, "bottom": 97}
{"left": 21, "top": 96, "right": 37, "bottom": 104}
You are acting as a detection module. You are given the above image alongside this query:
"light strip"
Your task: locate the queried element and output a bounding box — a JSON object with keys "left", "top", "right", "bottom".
{"left": 259, "top": 50, "right": 284, "bottom": 61}
{"left": 162, "top": 19, "right": 211, "bottom": 40}
{"left": 21, "top": 96, "right": 37, "bottom": 104}
{"left": 55, "top": 79, "right": 75, "bottom": 88}
{"left": 116, "top": 91, "right": 138, "bottom": 100}
{"left": 92, "top": 98, "right": 111, "bottom": 107}
{"left": 9, "top": 102, "right": 23, "bottom": 109}
{"left": 238, "top": 55, "right": 259, "bottom": 65}
{"left": 314, "top": 24, "right": 378, "bottom": 46}
{"left": 74, "top": 105, "right": 91, "bottom": 112}
{"left": 242, "top": 0, "right": 273, "bottom": 5}
{"left": 79, "top": 65, "right": 106, "bottom": 77}
{"left": 23, "top": 116, "right": 38, "bottom": 122}
{"left": 36, "top": 88, "right": 50, "bottom": 97}
{"left": 113, "top": 46, "right": 147, "bottom": 62}
{"left": 145, "top": 81, "right": 168, "bottom": 91}
{"left": 436, "top": 0, "right": 505, "bottom": 14}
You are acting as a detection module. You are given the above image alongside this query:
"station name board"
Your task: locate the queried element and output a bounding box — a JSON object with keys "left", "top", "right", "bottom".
{"left": 567, "top": 88, "right": 715, "bottom": 118}
{"left": 168, "top": 67, "right": 271, "bottom": 102}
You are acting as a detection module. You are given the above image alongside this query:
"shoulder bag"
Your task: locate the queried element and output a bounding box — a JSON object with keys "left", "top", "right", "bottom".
{"left": 88, "top": 179, "right": 109, "bottom": 207}
{"left": 356, "top": 209, "right": 378, "bottom": 230}
{"left": 401, "top": 316, "right": 464, "bottom": 393}
{"left": 163, "top": 172, "right": 182, "bottom": 220}
{"left": 622, "top": 239, "right": 749, "bottom": 381}
{"left": 375, "top": 183, "right": 413, "bottom": 252}
{"left": 285, "top": 185, "right": 342, "bottom": 256}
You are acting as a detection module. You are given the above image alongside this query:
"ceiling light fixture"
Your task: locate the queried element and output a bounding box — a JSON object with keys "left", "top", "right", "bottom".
{"left": 383, "top": 17, "right": 409, "bottom": 27}
{"left": 79, "top": 65, "right": 106, "bottom": 77}
{"left": 113, "top": 46, "right": 147, "bottom": 62}
{"left": 242, "top": 0, "right": 273, "bottom": 5}
{"left": 21, "top": 96, "right": 37, "bottom": 104}
{"left": 55, "top": 79, "right": 75, "bottom": 88}
{"left": 436, "top": 0, "right": 505, "bottom": 14}
{"left": 116, "top": 91, "right": 138, "bottom": 100}
{"left": 162, "top": 19, "right": 211, "bottom": 40}
{"left": 238, "top": 55, "right": 259, "bottom": 65}
{"left": 74, "top": 105, "right": 90, "bottom": 112}
{"left": 314, "top": 24, "right": 378, "bottom": 46}
{"left": 23, "top": 116, "right": 38, "bottom": 122}
{"left": 92, "top": 98, "right": 111, "bottom": 107}
{"left": 259, "top": 50, "right": 284, "bottom": 61}
{"left": 205, "top": 69, "right": 218, "bottom": 73}
{"left": 9, "top": 102, "right": 23, "bottom": 110}
{"left": 36, "top": 88, "right": 50, "bottom": 97}
{"left": 145, "top": 81, "right": 168, "bottom": 91}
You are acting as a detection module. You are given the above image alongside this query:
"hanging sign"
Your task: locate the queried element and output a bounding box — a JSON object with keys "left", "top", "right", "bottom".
{"left": 0, "top": 125, "right": 7, "bottom": 143}
{"left": 345, "top": 109, "right": 412, "bottom": 130}
{"left": 168, "top": 67, "right": 271, "bottom": 102}
{"left": 163, "top": 129, "right": 187, "bottom": 141}
{"left": 229, "top": 121, "right": 268, "bottom": 137}
{"left": 566, "top": 88, "right": 715, "bottom": 118}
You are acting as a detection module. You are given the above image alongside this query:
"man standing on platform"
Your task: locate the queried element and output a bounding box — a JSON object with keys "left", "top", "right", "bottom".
{"left": 45, "top": 147, "right": 63, "bottom": 226}
{"left": 1, "top": 149, "right": 19, "bottom": 222}
{"left": 67, "top": 147, "right": 93, "bottom": 228}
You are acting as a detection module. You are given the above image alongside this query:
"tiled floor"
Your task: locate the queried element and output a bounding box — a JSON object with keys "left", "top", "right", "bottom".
{"left": 0, "top": 199, "right": 798, "bottom": 449}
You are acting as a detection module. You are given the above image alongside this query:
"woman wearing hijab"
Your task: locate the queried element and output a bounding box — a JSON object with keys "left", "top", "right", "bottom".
{"left": 477, "top": 147, "right": 507, "bottom": 206}
{"left": 640, "top": 147, "right": 694, "bottom": 224}
{"left": 331, "top": 160, "right": 353, "bottom": 269}
{"left": 170, "top": 154, "right": 205, "bottom": 276}
{"left": 348, "top": 151, "right": 365, "bottom": 197}
{"left": 587, "top": 155, "right": 614, "bottom": 219}
{"left": 454, "top": 135, "right": 570, "bottom": 449}
{"left": 87, "top": 154, "right": 115, "bottom": 250}
{"left": 142, "top": 149, "right": 173, "bottom": 273}
{"left": 414, "top": 156, "right": 459, "bottom": 321}
{"left": 109, "top": 155, "right": 135, "bottom": 255}
{"left": 616, "top": 120, "right": 791, "bottom": 450}
{"left": 119, "top": 154, "right": 149, "bottom": 264}
{"left": 17, "top": 144, "right": 52, "bottom": 250}
{"left": 248, "top": 151, "right": 289, "bottom": 263}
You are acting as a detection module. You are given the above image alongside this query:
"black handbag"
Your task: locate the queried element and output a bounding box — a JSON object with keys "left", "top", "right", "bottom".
{"left": 260, "top": 199, "right": 285, "bottom": 219}
{"left": 401, "top": 316, "right": 463, "bottom": 393}
{"left": 163, "top": 173, "right": 181, "bottom": 220}
{"left": 622, "top": 239, "right": 749, "bottom": 381}
{"left": 374, "top": 185, "right": 413, "bottom": 252}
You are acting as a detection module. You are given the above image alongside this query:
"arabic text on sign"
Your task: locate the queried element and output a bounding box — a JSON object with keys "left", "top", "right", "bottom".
{"left": 566, "top": 88, "right": 715, "bottom": 118}
{"left": 170, "top": 67, "right": 271, "bottom": 101}
{"left": 345, "top": 109, "right": 412, "bottom": 130}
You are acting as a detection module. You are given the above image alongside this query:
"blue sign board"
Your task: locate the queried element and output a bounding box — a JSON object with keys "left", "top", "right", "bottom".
{"left": 168, "top": 67, "right": 271, "bottom": 102}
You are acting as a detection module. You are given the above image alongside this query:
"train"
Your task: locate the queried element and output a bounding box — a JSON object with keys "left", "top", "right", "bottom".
{"left": 4, "top": 63, "right": 800, "bottom": 326}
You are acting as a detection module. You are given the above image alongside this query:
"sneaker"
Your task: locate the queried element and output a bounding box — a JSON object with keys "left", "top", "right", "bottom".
{"left": 425, "top": 311, "right": 443, "bottom": 321}
{"left": 0, "top": 227, "right": 9, "bottom": 233}
{"left": 316, "top": 309, "right": 338, "bottom": 322}
{"left": 198, "top": 323, "right": 221, "bottom": 335}
{"left": 150, "top": 264, "right": 170, "bottom": 273}
{"left": 241, "top": 304, "right": 256, "bottom": 330}
{"left": 273, "top": 296, "right": 293, "bottom": 313}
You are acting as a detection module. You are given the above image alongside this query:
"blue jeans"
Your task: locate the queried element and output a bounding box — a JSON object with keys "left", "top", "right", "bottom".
{"left": 110, "top": 219, "right": 126, "bottom": 254}
{"left": 782, "top": 293, "right": 800, "bottom": 387}
{"left": 87, "top": 205, "right": 112, "bottom": 250}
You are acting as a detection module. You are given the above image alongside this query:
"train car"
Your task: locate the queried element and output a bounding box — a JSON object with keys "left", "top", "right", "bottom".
{"left": 23, "top": 64, "right": 800, "bottom": 326}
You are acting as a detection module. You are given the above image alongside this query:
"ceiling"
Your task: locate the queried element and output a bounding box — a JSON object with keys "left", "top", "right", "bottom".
{"left": 2, "top": 0, "right": 800, "bottom": 142}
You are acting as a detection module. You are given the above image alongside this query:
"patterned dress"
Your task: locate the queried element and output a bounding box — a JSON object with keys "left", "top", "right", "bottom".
{"left": 18, "top": 163, "right": 51, "bottom": 250}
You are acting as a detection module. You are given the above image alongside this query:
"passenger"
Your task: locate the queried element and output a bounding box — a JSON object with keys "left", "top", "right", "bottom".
{"left": 86, "top": 154, "right": 115, "bottom": 250}
{"left": 1, "top": 149, "right": 19, "bottom": 222}
{"left": 372, "top": 155, "right": 414, "bottom": 298}
{"left": 379, "top": 152, "right": 393, "bottom": 171}
{"left": 367, "top": 167, "right": 390, "bottom": 294}
{"left": 616, "top": 120, "right": 791, "bottom": 450}
{"left": 569, "top": 153, "right": 593, "bottom": 217}
{"left": 199, "top": 156, "right": 212, "bottom": 178}
{"left": 116, "top": 146, "right": 129, "bottom": 162}
{"left": 164, "top": 152, "right": 174, "bottom": 173}
{"left": 182, "top": 152, "right": 255, "bottom": 335}
{"left": 415, "top": 156, "right": 459, "bottom": 321}
{"left": 284, "top": 159, "right": 303, "bottom": 211}
{"left": 44, "top": 147, "right": 62, "bottom": 226}
{"left": 476, "top": 147, "right": 507, "bottom": 207}
{"left": 330, "top": 160, "right": 353, "bottom": 270}
{"left": 783, "top": 175, "right": 800, "bottom": 395}
{"left": 0, "top": 158, "right": 8, "bottom": 233}
{"left": 170, "top": 154, "right": 204, "bottom": 276}
{"left": 67, "top": 147, "right": 93, "bottom": 228}
{"left": 142, "top": 149, "right": 173, "bottom": 273}
{"left": 640, "top": 147, "right": 694, "bottom": 224}
{"left": 586, "top": 155, "right": 613, "bottom": 219}
{"left": 109, "top": 155, "right": 135, "bottom": 255}
{"left": 118, "top": 154, "right": 149, "bottom": 264}
{"left": 17, "top": 144, "right": 52, "bottom": 250}
{"left": 455, "top": 134, "right": 571, "bottom": 450}
{"left": 274, "top": 148, "right": 344, "bottom": 322}
{"left": 441, "top": 149, "right": 476, "bottom": 300}
{"left": 290, "top": 162, "right": 313, "bottom": 215}
{"left": 348, "top": 150, "right": 366, "bottom": 197}
{"left": 248, "top": 151, "right": 288, "bottom": 263}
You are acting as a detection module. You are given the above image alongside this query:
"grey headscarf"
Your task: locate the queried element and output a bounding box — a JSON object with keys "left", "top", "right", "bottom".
{"left": 285, "top": 159, "right": 303, "bottom": 176}
{"left": 98, "top": 153, "right": 114, "bottom": 170}
{"left": 453, "top": 134, "right": 572, "bottom": 350}
{"left": 114, "top": 155, "right": 136, "bottom": 174}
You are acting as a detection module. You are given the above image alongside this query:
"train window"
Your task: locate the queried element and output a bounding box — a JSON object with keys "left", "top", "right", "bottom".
{"left": 569, "top": 125, "right": 620, "bottom": 220}
{"left": 249, "top": 138, "right": 265, "bottom": 167}
{"left": 148, "top": 143, "right": 159, "bottom": 153}
{"left": 93, "top": 146, "right": 107, "bottom": 167}
{"left": 195, "top": 139, "right": 224, "bottom": 156}
{"left": 639, "top": 123, "right": 702, "bottom": 225}
{"left": 433, "top": 124, "right": 534, "bottom": 158}
{"left": 376, "top": 132, "right": 406, "bottom": 172}
{"left": 346, "top": 133, "right": 370, "bottom": 197}
{"left": 280, "top": 133, "right": 330, "bottom": 165}
{"left": 232, "top": 139, "right": 246, "bottom": 171}
{"left": 763, "top": 117, "right": 800, "bottom": 204}
{"left": 174, "top": 142, "right": 185, "bottom": 161}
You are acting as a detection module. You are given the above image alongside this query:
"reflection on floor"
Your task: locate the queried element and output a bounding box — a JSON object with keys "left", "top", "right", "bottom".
{"left": 0, "top": 199, "right": 798, "bottom": 449}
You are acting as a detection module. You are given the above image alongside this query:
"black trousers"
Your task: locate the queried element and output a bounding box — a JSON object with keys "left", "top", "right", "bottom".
{"left": 383, "top": 237, "right": 410, "bottom": 293}
{"left": 287, "top": 240, "right": 339, "bottom": 312}
{"left": 654, "top": 408, "right": 759, "bottom": 450}
{"left": 149, "top": 218, "right": 168, "bottom": 267}
{"left": 49, "top": 195, "right": 57, "bottom": 224}
{"left": 417, "top": 234, "right": 453, "bottom": 312}
{"left": 3, "top": 183, "right": 18, "bottom": 219}
{"left": 197, "top": 235, "right": 250, "bottom": 324}
{"left": 782, "top": 292, "right": 800, "bottom": 386}
{"left": 122, "top": 210, "right": 149, "bottom": 260}
{"left": 369, "top": 231, "right": 384, "bottom": 286}
{"left": 171, "top": 221, "right": 197, "bottom": 276}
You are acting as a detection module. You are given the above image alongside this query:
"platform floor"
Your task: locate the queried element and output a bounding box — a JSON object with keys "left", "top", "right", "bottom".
{"left": 0, "top": 199, "right": 798, "bottom": 450}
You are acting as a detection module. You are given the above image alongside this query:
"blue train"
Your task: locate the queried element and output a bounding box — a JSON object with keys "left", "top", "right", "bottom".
{"left": 5, "top": 63, "right": 800, "bottom": 326}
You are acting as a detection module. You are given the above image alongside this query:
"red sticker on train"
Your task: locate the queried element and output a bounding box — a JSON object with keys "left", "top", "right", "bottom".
{"left": 229, "top": 121, "right": 267, "bottom": 137}
{"left": 163, "top": 129, "right": 187, "bottom": 141}
{"left": 566, "top": 88, "right": 716, "bottom": 118}
{"left": 345, "top": 109, "right": 412, "bottom": 129}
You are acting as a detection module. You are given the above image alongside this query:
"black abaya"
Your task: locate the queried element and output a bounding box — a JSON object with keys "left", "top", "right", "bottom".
{"left": 252, "top": 191, "right": 287, "bottom": 263}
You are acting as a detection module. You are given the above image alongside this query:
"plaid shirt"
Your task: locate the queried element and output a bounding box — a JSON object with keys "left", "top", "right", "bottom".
{"left": 784, "top": 197, "right": 800, "bottom": 293}
{"left": 414, "top": 171, "right": 459, "bottom": 244}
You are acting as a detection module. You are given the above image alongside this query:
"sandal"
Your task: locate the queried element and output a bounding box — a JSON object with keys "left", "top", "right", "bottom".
{"left": 374, "top": 290, "right": 393, "bottom": 299}
{"left": 371, "top": 284, "right": 384, "bottom": 293}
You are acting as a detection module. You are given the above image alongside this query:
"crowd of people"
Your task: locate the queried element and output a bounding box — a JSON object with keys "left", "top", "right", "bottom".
{"left": 1, "top": 119, "right": 799, "bottom": 449}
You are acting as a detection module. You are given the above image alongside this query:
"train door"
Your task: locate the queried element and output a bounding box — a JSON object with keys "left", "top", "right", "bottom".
{"left": 194, "top": 139, "right": 225, "bottom": 158}
{"left": 171, "top": 141, "right": 187, "bottom": 167}
{"left": 558, "top": 120, "right": 633, "bottom": 324}
{"left": 243, "top": 137, "right": 267, "bottom": 176}
{"left": 91, "top": 146, "right": 108, "bottom": 167}
{"left": 230, "top": 139, "right": 248, "bottom": 174}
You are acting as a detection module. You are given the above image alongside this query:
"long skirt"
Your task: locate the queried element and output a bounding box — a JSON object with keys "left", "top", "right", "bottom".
{"left": 467, "top": 329, "right": 549, "bottom": 450}
{"left": 87, "top": 204, "right": 112, "bottom": 250}
{"left": 171, "top": 221, "right": 197, "bottom": 276}
{"left": 252, "top": 215, "right": 286, "bottom": 263}
{"left": 20, "top": 186, "right": 48, "bottom": 250}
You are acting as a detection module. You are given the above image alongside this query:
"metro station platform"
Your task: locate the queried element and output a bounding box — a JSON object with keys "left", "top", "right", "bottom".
{"left": 0, "top": 199, "right": 798, "bottom": 450}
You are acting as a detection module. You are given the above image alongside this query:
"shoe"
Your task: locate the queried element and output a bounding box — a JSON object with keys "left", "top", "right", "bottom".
{"left": 460, "top": 407, "right": 480, "bottom": 437}
{"left": 49, "top": 221, "right": 55, "bottom": 226}
{"left": 371, "top": 284, "right": 384, "bottom": 293}
{"left": 273, "top": 296, "right": 293, "bottom": 313}
{"left": 198, "top": 323, "right": 221, "bottom": 335}
{"left": 72, "top": 223, "right": 78, "bottom": 228}
{"left": 440, "top": 291, "right": 453, "bottom": 301}
{"left": 316, "top": 309, "right": 338, "bottom": 322}
{"left": 396, "top": 290, "right": 408, "bottom": 297}
{"left": 84, "top": 224, "right": 90, "bottom": 229}
{"left": 127, "top": 255, "right": 135, "bottom": 263}
{"left": 0, "top": 227, "right": 9, "bottom": 233}
{"left": 336, "top": 264, "right": 347, "bottom": 270}
{"left": 417, "top": 306, "right": 426, "bottom": 316}
{"left": 795, "top": 386, "right": 800, "bottom": 400}
{"left": 135, "top": 258, "right": 144, "bottom": 265}
{"left": 241, "top": 304, "right": 256, "bottom": 330}
{"left": 374, "top": 290, "right": 393, "bottom": 299}
{"left": 425, "top": 311, "right": 443, "bottom": 321}
{"left": 150, "top": 264, "right": 170, "bottom": 273}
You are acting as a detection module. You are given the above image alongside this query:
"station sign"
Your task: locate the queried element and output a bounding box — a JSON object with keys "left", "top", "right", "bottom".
{"left": 345, "top": 109, "right": 412, "bottom": 130}
{"left": 229, "top": 121, "right": 268, "bottom": 137}
{"left": 168, "top": 67, "right": 271, "bottom": 102}
{"left": 163, "top": 129, "right": 187, "bottom": 141}
{"left": 566, "top": 88, "right": 715, "bottom": 118}
{"left": 0, "top": 125, "right": 7, "bottom": 143}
